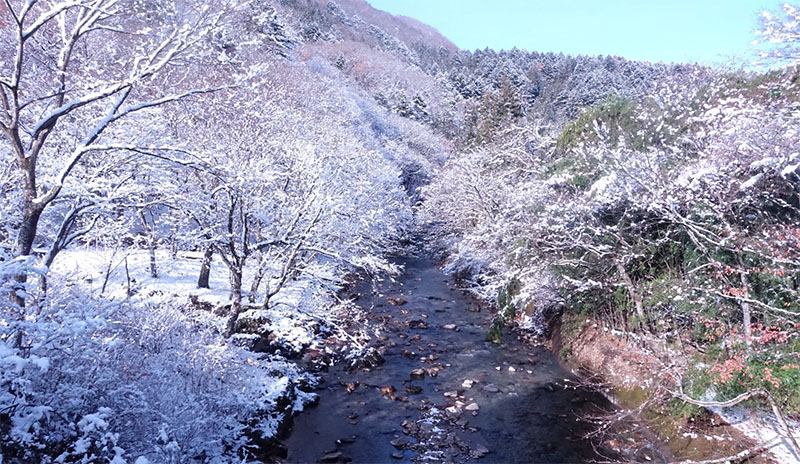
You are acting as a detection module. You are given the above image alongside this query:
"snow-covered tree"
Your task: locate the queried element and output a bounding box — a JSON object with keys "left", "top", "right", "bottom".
{"left": 0, "top": 0, "right": 224, "bottom": 306}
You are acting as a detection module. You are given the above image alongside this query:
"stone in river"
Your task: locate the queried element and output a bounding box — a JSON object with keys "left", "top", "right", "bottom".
{"left": 410, "top": 369, "right": 426, "bottom": 379}
{"left": 390, "top": 438, "right": 409, "bottom": 449}
{"left": 441, "top": 324, "right": 457, "bottom": 330}
{"left": 425, "top": 366, "right": 441, "bottom": 377}
{"left": 483, "top": 384, "right": 499, "bottom": 393}
{"left": 464, "top": 403, "right": 479, "bottom": 411}
{"left": 387, "top": 297, "right": 407, "bottom": 306}
{"left": 380, "top": 385, "right": 396, "bottom": 395}
{"left": 319, "top": 451, "right": 351, "bottom": 463}
{"left": 407, "top": 320, "right": 427, "bottom": 329}
{"left": 461, "top": 379, "right": 475, "bottom": 388}
{"left": 471, "top": 445, "right": 489, "bottom": 459}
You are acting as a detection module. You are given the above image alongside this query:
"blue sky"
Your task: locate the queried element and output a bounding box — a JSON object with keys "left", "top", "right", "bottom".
{"left": 367, "top": 0, "right": 778, "bottom": 65}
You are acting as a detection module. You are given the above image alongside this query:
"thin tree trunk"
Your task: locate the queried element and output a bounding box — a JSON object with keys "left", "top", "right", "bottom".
{"left": 37, "top": 274, "right": 48, "bottom": 307}
{"left": 197, "top": 246, "right": 213, "bottom": 289}
{"left": 616, "top": 261, "right": 645, "bottom": 328}
{"left": 10, "top": 202, "right": 42, "bottom": 308}
{"left": 125, "top": 257, "right": 132, "bottom": 297}
{"left": 137, "top": 209, "right": 158, "bottom": 279}
{"left": 249, "top": 261, "right": 267, "bottom": 303}
{"left": 223, "top": 268, "right": 243, "bottom": 338}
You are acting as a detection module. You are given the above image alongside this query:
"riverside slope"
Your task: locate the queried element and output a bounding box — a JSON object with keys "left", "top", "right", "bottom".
{"left": 284, "top": 255, "right": 666, "bottom": 463}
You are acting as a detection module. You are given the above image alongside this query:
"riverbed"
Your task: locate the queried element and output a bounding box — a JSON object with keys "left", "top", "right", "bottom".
{"left": 283, "top": 255, "right": 665, "bottom": 463}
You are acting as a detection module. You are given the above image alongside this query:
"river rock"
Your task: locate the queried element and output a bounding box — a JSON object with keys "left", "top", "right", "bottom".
{"left": 380, "top": 385, "right": 396, "bottom": 395}
{"left": 425, "top": 366, "right": 441, "bottom": 377}
{"left": 387, "top": 297, "right": 407, "bottom": 306}
{"left": 471, "top": 445, "right": 489, "bottom": 459}
{"left": 465, "top": 403, "right": 479, "bottom": 411}
{"left": 461, "top": 379, "right": 475, "bottom": 388}
{"left": 341, "top": 381, "right": 358, "bottom": 393}
{"left": 319, "top": 451, "right": 351, "bottom": 463}
{"left": 390, "top": 438, "right": 409, "bottom": 449}
{"left": 407, "top": 320, "right": 427, "bottom": 329}
{"left": 441, "top": 324, "right": 457, "bottom": 330}
{"left": 483, "top": 384, "right": 499, "bottom": 393}
{"left": 410, "top": 368, "right": 426, "bottom": 379}
{"left": 443, "top": 390, "right": 458, "bottom": 398}
{"left": 401, "top": 420, "right": 419, "bottom": 435}
{"left": 405, "top": 385, "right": 422, "bottom": 394}
{"left": 391, "top": 452, "right": 403, "bottom": 459}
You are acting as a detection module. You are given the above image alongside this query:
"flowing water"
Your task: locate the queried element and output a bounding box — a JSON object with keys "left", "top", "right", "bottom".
{"left": 283, "top": 255, "right": 666, "bottom": 463}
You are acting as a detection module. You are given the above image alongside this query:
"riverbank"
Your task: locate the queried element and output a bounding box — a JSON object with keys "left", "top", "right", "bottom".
{"left": 553, "top": 315, "right": 796, "bottom": 463}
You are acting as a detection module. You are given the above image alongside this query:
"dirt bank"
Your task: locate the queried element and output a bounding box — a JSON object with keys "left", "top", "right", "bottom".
{"left": 553, "top": 315, "right": 774, "bottom": 463}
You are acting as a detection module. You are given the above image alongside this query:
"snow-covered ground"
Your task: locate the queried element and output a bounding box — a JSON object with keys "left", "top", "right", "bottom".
{"left": 712, "top": 406, "right": 800, "bottom": 464}
{"left": 1, "top": 247, "right": 367, "bottom": 463}
{"left": 51, "top": 248, "right": 336, "bottom": 353}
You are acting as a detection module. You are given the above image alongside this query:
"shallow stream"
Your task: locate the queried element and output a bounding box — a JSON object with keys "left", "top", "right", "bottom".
{"left": 283, "top": 255, "right": 665, "bottom": 463}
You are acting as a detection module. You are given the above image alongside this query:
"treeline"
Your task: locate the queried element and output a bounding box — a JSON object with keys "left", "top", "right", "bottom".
{"left": 424, "top": 40, "right": 800, "bottom": 424}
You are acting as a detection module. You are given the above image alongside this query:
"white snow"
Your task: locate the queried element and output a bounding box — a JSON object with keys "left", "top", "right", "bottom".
{"left": 711, "top": 406, "right": 800, "bottom": 463}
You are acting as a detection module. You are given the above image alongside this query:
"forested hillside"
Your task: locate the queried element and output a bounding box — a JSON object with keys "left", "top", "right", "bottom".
{"left": 1, "top": 0, "right": 799, "bottom": 462}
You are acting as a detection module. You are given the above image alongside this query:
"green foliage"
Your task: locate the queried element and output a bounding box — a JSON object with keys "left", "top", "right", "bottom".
{"left": 557, "top": 94, "right": 638, "bottom": 150}
{"left": 667, "top": 397, "right": 704, "bottom": 419}
{"left": 486, "top": 277, "right": 522, "bottom": 343}
{"left": 486, "top": 317, "right": 504, "bottom": 344}
{"left": 461, "top": 74, "right": 526, "bottom": 147}
{"left": 682, "top": 327, "right": 800, "bottom": 414}
{"left": 718, "top": 68, "right": 800, "bottom": 103}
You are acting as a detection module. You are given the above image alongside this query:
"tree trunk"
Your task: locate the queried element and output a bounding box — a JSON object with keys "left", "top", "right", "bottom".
{"left": 223, "top": 268, "right": 243, "bottom": 338}
{"left": 137, "top": 210, "right": 158, "bottom": 279}
{"left": 249, "top": 262, "right": 267, "bottom": 303}
{"left": 10, "top": 201, "right": 43, "bottom": 307}
{"left": 197, "top": 246, "right": 213, "bottom": 289}
{"left": 616, "top": 261, "right": 645, "bottom": 328}
{"left": 37, "top": 274, "right": 48, "bottom": 307}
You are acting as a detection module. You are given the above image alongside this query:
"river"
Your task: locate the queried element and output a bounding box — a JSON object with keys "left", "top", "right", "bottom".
{"left": 283, "top": 254, "right": 666, "bottom": 463}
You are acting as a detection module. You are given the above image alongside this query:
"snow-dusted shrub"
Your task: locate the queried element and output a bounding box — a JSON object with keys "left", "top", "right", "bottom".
{"left": 0, "top": 276, "right": 315, "bottom": 463}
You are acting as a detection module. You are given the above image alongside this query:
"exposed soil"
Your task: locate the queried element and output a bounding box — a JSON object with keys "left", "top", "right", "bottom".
{"left": 556, "top": 317, "right": 774, "bottom": 463}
